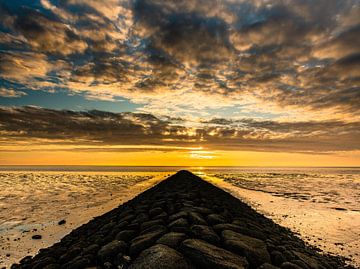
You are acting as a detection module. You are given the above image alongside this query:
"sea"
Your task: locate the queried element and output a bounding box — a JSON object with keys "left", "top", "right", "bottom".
{"left": 0, "top": 166, "right": 359, "bottom": 268}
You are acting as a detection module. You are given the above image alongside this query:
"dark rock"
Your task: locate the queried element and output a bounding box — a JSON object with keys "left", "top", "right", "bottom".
{"left": 168, "top": 211, "right": 188, "bottom": 222}
{"left": 280, "top": 262, "right": 303, "bottom": 269}
{"left": 19, "top": 256, "right": 32, "bottom": 264}
{"left": 292, "top": 251, "right": 319, "bottom": 269}
{"left": 32, "top": 257, "right": 57, "bottom": 269}
{"left": 169, "top": 218, "right": 188, "bottom": 228}
{"left": 149, "top": 207, "right": 164, "bottom": 217}
{"left": 291, "top": 259, "right": 310, "bottom": 269}
{"left": 129, "top": 244, "right": 190, "bottom": 269}
{"left": 192, "top": 207, "right": 212, "bottom": 215}
{"left": 141, "top": 219, "right": 164, "bottom": 230}
{"left": 188, "top": 212, "right": 207, "bottom": 225}
{"left": 140, "top": 224, "right": 167, "bottom": 235}
{"left": 181, "top": 239, "right": 248, "bottom": 269}
{"left": 130, "top": 229, "right": 166, "bottom": 256}
{"left": 207, "top": 214, "right": 226, "bottom": 225}
{"left": 82, "top": 244, "right": 99, "bottom": 255}
{"left": 156, "top": 232, "right": 187, "bottom": 248}
{"left": 58, "top": 220, "right": 66, "bottom": 225}
{"left": 116, "top": 230, "right": 137, "bottom": 242}
{"left": 222, "top": 230, "right": 271, "bottom": 267}
{"left": 59, "top": 247, "right": 82, "bottom": 264}
{"left": 62, "top": 256, "right": 91, "bottom": 269}
{"left": 43, "top": 265, "right": 61, "bottom": 269}
{"left": 257, "top": 263, "right": 280, "bottom": 269}
{"left": 271, "top": 251, "right": 287, "bottom": 266}
{"left": 115, "top": 253, "right": 132, "bottom": 267}
{"left": 127, "top": 223, "right": 140, "bottom": 230}
{"left": 32, "top": 235, "right": 42, "bottom": 240}
{"left": 283, "top": 251, "right": 296, "bottom": 261}
{"left": 97, "top": 240, "right": 127, "bottom": 262}
{"left": 190, "top": 225, "right": 220, "bottom": 244}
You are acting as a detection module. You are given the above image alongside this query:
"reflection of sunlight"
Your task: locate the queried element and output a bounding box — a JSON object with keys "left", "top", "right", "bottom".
{"left": 189, "top": 151, "right": 214, "bottom": 159}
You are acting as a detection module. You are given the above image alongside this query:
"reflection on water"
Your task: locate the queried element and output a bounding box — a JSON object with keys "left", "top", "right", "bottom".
{"left": 212, "top": 172, "right": 360, "bottom": 211}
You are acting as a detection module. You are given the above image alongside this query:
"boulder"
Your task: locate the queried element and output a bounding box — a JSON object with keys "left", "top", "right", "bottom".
{"left": 149, "top": 207, "right": 164, "bottom": 217}
{"left": 97, "top": 240, "right": 127, "bottom": 262}
{"left": 181, "top": 239, "right": 248, "bottom": 269}
{"left": 222, "top": 230, "right": 270, "bottom": 267}
{"left": 207, "top": 214, "right": 226, "bottom": 225}
{"left": 293, "top": 251, "right": 319, "bottom": 269}
{"left": 188, "top": 212, "right": 207, "bottom": 225}
{"left": 115, "top": 230, "right": 137, "bottom": 242}
{"left": 156, "top": 232, "right": 187, "bottom": 248}
{"left": 280, "top": 262, "right": 303, "bottom": 269}
{"left": 190, "top": 225, "right": 220, "bottom": 244}
{"left": 130, "top": 229, "right": 166, "bottom": 256}
{"left": 129, "top": 244, "right": 190, "bottom": 269}
{"left": 257, "top": 263, "right": 280, "bottom": 269}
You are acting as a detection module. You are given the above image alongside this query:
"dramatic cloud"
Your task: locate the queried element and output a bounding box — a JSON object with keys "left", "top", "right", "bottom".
{"left": 1, "top": 106, "right": 359, "bottom": 153}
{"left": 0, "top": 88, "right": 27, "bottom": 98}
{"left": 0, "top": 0, "right": 359, "bottom": 121}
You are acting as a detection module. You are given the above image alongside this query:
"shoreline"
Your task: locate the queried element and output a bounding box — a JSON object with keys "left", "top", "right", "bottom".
{"left": 0, "top": 173, "right": 168, "bottom": 268}
{"left": 201, "top": 173, "right": 359, "bottom": 267}
{"left": 11, "top": 171, "right": 356, "bottom": 269}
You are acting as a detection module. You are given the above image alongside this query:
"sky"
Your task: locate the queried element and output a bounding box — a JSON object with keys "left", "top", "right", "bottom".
{"left": 0, "top": 0, "right": 359, "bottom": 166}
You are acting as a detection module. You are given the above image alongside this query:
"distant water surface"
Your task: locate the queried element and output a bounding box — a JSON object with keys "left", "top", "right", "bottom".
{"left": 0, "top": 166, "right": 359, "bottom": 268}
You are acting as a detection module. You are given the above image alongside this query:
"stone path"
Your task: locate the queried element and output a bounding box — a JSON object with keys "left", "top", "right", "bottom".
{"left": 11, "top": 171, "right": 354, "bottom": 269}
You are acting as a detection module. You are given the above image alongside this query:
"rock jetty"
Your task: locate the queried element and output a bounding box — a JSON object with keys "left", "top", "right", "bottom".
{"left": 12, "top": 170, "right": 354, "bottom": 269}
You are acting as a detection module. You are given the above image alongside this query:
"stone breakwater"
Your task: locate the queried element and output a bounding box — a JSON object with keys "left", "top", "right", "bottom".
{"left": 11, "top": 171, "right": 355, "bottom": 269}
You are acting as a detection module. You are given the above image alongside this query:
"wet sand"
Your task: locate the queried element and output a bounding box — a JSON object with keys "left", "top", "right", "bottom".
{"left": 202, "top": 174, "right": 360, "bottom": 267}
{"left": 0, "top": 173, "right": 169, "bottom": 268}
{"left": 11, "top": 171, "right": 355, "bottom": 269}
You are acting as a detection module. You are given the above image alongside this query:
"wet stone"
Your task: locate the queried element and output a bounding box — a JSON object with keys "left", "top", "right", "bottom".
{"left": 32, "top": 235, "right": 42, "bottom": 240}
{"left": 190, "top": 225, "right": 220, "bottom": 245}
{"left": 141, "top": 219, "right": 164, "bottom": 230}
{"left": 140, "top": 224, "right": 167, "bottom": 235}
{"left": 271, "top": 251, "right": 287, "bottom": 266}
{"left": 129, "top": 244, "right": 190, "bottom": 269}
{"left": 32, "top": 257, "right": 57, "bottom": 269}
{"left": 258, "top": 263, "right": 280, "bottom": 269}
{"left": 97, "top": 240, "right": 127, "bottom": 262}
{"left": 169, "top": 218, "right": 188, "bottom": 228}
{"left": 156, "top": 232, "right": 187, "bottom": 248}
{"left": 181, "top": 239, "right": 248, "bottom": 269}
{"left": 188, "top": 212, "right": 207, "bottom": 225}
{"left": 207, "top": 214, "right": 226, "bottom": 225}
{"left": 82, "top": 244, "right": 99, "bottom": 255}
{"left": 130, "top": 229, "right": 166, "bottom": 256}
{"left": 43, "top": 265, "right": 61, "bottom": 269}
{"left": 149, "top": 207, "right": 164, "bottom": 217}
{"left": 292, "top": 251, "right": 319, "bottom": 269}
{"left": 222, "top": 229, "right": 271, "bottom": 267}
{"left": 280, "top": 262, "right": 303, "bottom": 269}
{"left": 115, "top": 230, "right": 137, "bottom": 242}
{"left": 291, "top": 259, "right": 310, "bottom": 269}
{"left": 168, "top": 211, "right": 188, "bottom": 222}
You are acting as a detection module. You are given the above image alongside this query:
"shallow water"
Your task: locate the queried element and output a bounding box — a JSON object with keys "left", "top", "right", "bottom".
{"left": 0, "top": 170, "right": 173, "bottom": 268}
{"left": 0, "top": 166, "right": 359, "bottom": 268}
{"left": 198, "top": 167, "right": 360, "bottom": 267}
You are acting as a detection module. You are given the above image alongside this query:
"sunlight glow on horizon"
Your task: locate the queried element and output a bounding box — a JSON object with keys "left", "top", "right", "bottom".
{"left": 1, "top": 149, "right": 359, "bottom": 167}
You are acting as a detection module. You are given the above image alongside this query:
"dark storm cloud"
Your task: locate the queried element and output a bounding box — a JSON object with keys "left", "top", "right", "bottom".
{"left": 1, "top": 106, "right": 359, "bottom": 152}
{"left": 0, "top": 0, "right": 359, "bottom": 117}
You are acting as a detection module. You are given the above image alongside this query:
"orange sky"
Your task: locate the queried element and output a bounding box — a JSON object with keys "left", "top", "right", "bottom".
{"left": 2, "top": 148, "right": 359, "bottom": 167}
